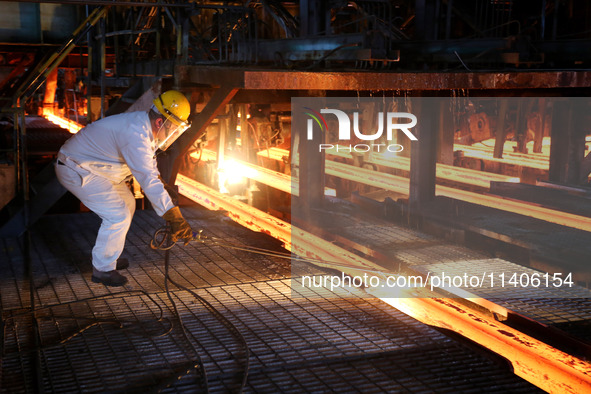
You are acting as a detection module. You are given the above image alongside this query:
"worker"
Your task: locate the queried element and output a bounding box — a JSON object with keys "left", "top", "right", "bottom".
{"left": 55, "top": 90, "right": 194, "bottom": 286}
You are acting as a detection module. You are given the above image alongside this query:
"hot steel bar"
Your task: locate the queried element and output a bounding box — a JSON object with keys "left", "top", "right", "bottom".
{"left": 176, "top": 174, "right": 291, "bottom": 249}
{"left": 326, "top": 159, "right": 591, "bottom": 232}
{"left": 258, "top": 147, "right": 590, "bottom": 231}
{"left": 376, "top": 294, "right": 591, "bottom": 394}
{"left": 455, "top": 144, "right": 549, "bottom": 170}
{"left": 190, "top": 150, "right": 293, "bottom": 194}
{"left": 322, "top": 146, "right": 520, "bottom": 188}
{"left": 261, "top": 147, "right": 518, "bottom": 190}
{"left": 176, "top": 174, "right": 591, "bottom": 393}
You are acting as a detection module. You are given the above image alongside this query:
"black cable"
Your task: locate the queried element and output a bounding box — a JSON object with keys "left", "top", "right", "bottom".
{"left": 4, "top": 225, "right": 251, "bottom": 393}
{"left": 8, "top": 219, "right": 388, "bottom": 393}
{"left": 150, "top": 228, "right": 252, "bottom": 394}
{"left": 154, "top": 248, "right": 209, "bottom": 394}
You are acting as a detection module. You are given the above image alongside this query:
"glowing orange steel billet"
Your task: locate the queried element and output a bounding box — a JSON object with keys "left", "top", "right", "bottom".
{"left": 454, "top": 144, "right": 549, "bottom": 169}
{"left": 264, "top": 146, "right": 520, "bottom": 188}
{"left": 325, "top": 159, "right": 591, "bottom": 233}
{"left": 43, "top": 112, "right": 83, "bottom": 134}
{"left": 254, "top": 148, "right": 589, "bottom": 231}
{"left": 177, "top": 173, "right": 591, "bottom": 394}
{"left": 190, "top": 150, "right": 293, "bottom": 194}
{"left": 176, "top": 174, "right": 292, "bottom": 249}
{"left": 436, "top": 185, "right": 591, "bottom": 232}
{"left": 377, "top": 295, "right": 591, "bottom": 394}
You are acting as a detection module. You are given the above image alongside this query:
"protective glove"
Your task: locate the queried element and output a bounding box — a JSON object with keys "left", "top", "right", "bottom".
{"left": 159, "top": 176, "right": 179, "bottom": 205}
{"left": 162, "top": 206, "right": 193, "bottom": 245}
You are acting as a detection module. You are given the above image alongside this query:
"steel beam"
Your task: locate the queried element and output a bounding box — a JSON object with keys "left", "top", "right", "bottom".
{"left": 177, "top": 66, "right": 591, "bottom": 91}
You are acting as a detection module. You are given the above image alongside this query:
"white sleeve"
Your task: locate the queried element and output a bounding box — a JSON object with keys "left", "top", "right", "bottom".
{"left": 120, "top": 125, "right": 175, "bottom": 217}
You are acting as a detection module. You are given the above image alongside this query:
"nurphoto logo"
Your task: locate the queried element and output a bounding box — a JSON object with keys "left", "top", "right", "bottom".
{"left": 304, "top": 106, "right": 418, "bottom": 153}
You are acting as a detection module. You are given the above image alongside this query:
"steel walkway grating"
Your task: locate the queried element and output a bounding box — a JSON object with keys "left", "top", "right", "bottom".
{"left": 2, "top": 209, "right": 541, "bottom": 393}
{"left": 318, "top": 212, "right": 591, "bottom": 329}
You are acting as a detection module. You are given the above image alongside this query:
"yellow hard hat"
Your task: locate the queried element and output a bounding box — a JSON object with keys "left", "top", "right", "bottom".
{"left": 153, "top": 90, "right": 190, "bottom": 127}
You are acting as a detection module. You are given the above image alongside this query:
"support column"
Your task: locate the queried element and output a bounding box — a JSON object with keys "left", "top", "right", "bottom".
{"left": 533, "top": 98, "right": 547, "bottom": 153}
{"left": 437, "top": 100, "right": 454, "bottom": 165}
{"left": 217, "top": 113, "right": 227, "bottom": 190}
{"left": 410, "top": 99, "right": 438, "bottom": 210}
{"left": 99, "top": 16, "right": 106, "bottom": 119}
{"left": 238, "top": 104, "right": 249, "bottom": 161}
{"left": 516, "top": 99, "right": 535, "bottom": 153}
{"left": 86, "top": 6, "right": 94, "bottom": 122}
{"left": 293, "top": 102, "right": 324, "bottom": 222}
{"left": 493, "top": 99, "right": 508, "bottom": 158}
{"left": 415, "top": 0, "right": 438, "bottom": 40}
{"left": 549, "top": 99, "right": 588, "bottom": 184}
{"left": 300, "top": 0, "right": 329, "bottom": 36}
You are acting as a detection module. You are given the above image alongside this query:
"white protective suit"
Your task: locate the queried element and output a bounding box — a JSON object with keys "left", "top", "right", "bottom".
{"left": 55, "top": 111, "right": 174, "bottom": 272}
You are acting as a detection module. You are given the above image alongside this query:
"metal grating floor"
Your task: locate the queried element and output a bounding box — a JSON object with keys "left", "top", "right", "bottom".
{"left": 1, "top": 208, "right": 542, "bottom": 393}
{"left": 331, "top": 216, "right": 591, "bottom": 330}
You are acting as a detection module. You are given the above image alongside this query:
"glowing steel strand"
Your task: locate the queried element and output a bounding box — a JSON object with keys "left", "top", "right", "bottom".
{"left": 261, "top": 147, "right": 520, "bottom": 189}
{"left": 176, "top": 174, "right": 591, "bottom": 394}
{"left": 455, "top": 143, "right": 549, "bottom": 169}
{"left": 215, "top": 148, "right": 589, "bottom": 231}
{"left": 191, "top": 150, "right": 297, "bottom": 194}
{"left": 436, "top": 185, "right": 591, "bottom": 232}
{"left": 256, "top": 147, "right": 288, "bottom": 162}
{"left": 329, "top": 147, "right": 519, "bottom": 187}
{"left": 325, "top": 160, "right": 591, "bottom": 233}
{"left": 43, "top": 112, "right": 83, "bottom": 134}
{"left": 176, "top": 174, "right": 291, "bottom": 249}
{"left": 376, "top": 294, "right": 591, "bottom": 394}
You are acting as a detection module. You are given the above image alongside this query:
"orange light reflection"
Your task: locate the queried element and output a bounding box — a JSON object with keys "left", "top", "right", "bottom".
{"left": 43, "top": 110, "right": 83, "bottom": 134}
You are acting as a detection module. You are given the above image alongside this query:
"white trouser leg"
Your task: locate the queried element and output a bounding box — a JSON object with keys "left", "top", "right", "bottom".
{"left": 55, "top": 163, "right": 136, "bottom": 272}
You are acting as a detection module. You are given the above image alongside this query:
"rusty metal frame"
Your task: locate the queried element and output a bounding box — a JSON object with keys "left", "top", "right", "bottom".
{"left": 177, "top": 66, "right": 591, "bottom": 91}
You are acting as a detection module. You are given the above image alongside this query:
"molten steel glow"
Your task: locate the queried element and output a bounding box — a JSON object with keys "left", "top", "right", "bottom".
{"left": 455, "top": 142, "right": 549, "bottom": 170}
{"left": 191, "top": 150, "right": 339, "bottom": 196}
{"left": 176, "top": 173, "right": 591, "bottom": 394}
{"left": 192, "top": 150, "right": 292, "bottom": 194}
{"left": 43, "top": 112, "right": 83, "bottom": 134}
{"left": 376, "top": 294, "right": 591, "bottom": 394}
{"left": 262, "top": 147, "right": 520, "bottom": 188}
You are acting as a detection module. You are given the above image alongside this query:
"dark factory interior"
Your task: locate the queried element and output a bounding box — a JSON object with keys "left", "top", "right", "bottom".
{"left": 1, "top": 0, "right": 591, "bottom": 392}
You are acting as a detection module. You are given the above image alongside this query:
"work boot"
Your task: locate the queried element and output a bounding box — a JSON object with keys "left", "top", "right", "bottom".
{"left": 91, "top": 268, "right": 128, "bottom": 287}
{"left": 116, "top": 258, "right": 129, "bottom": 270}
